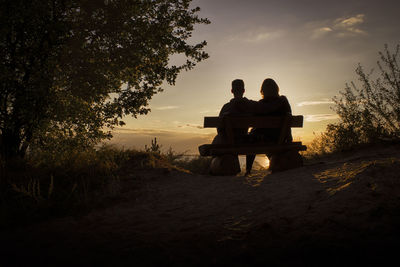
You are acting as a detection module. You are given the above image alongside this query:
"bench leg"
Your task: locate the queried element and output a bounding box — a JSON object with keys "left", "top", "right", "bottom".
{"left": 210, "top": 154, "right": 241, "bottom": 176}
{"left": 269, "top": 151, "right": 303, "bottom": 173}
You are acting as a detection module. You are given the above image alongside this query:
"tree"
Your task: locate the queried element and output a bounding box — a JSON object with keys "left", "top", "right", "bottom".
{"left": 324, "top": 44, "right": 400, "bottom": 151}
{"left": 0, "top": 0, "right": 209, "bottom": 159}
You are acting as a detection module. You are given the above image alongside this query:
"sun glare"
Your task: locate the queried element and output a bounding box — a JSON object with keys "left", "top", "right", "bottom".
{"left": 255, "top": 155, "right": 270, "bottom": 169}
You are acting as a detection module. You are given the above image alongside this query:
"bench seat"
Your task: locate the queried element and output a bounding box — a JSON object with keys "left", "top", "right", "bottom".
{"left": 199, "top": 141, "right": 307, "bottom": 156}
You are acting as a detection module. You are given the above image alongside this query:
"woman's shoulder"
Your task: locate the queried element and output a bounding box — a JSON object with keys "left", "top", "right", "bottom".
{"left": 259, "top": 96, "right": 284, "bottom": 103}
{"left": 279, "top": 95, "right": 290, "bottom": 103}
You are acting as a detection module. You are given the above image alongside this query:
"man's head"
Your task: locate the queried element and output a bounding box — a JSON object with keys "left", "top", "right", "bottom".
{"left": 231, "top": 79, "right": 245, "bottom": 98}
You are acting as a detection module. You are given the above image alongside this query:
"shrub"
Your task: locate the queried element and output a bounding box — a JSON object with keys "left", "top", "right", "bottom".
{"left": 1, "top": 138, "right": 212, "bottom": 227}
{"left": 321, "top": 44, "right": 400, "bottom": 152}
{"left": 0, "top": 144, "right": 181, "bottom": 228}
{"left": 302, "top": 133, "right": 333, "bottom": 159}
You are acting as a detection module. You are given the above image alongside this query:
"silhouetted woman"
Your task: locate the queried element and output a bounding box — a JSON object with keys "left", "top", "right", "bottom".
{"left": 246, "top": 78, "right": 293, "bottom": 174}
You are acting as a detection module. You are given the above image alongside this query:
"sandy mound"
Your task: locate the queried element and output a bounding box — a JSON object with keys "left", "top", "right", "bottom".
{"left": 2, "top": 144, "right": 400, "bottom": 266}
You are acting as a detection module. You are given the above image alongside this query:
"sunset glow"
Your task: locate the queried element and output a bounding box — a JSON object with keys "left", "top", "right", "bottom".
{"left": 110, "top": 0, "right": 400, "bottom": 153}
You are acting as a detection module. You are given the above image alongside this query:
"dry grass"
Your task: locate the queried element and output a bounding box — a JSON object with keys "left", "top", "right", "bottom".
{"left": 0, "top": 142, "right": 218, "bottom": 228}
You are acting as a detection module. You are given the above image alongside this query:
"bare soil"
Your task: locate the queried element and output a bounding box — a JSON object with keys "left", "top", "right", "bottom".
{"left": 2, "top": 144, "right": 400, "bottom": 266}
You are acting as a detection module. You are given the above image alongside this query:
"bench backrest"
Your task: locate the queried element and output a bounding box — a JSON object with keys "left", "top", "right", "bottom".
{"left": 203, "top": 115, "right": 304, "bottom": 144}
{"left": 204, "top": 115, "right": 303, "bottom": 128}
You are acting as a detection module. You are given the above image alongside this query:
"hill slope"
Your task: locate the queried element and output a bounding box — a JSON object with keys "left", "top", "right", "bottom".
{"left": 2, "top": 144, "right": 400, "bottom": 266}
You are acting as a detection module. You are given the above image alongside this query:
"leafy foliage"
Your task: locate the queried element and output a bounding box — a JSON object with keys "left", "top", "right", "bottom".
{"left": 0, "top": 0, "right": 209, "bottom": 158}
{"left": 321, "top": 44, "right": 400, "bottom": 152}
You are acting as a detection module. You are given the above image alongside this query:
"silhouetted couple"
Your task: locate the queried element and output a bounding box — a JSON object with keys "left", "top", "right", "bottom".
{"left": 212, "top": 78, "right": 293, "bottom": 175}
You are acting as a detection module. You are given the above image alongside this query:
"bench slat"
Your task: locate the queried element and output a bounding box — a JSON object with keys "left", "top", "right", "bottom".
{"left": 199, "top": 142, "right": 307, "bottom": 156}
{"left": 204, "top": 115, "right": 303, "bottom": 128}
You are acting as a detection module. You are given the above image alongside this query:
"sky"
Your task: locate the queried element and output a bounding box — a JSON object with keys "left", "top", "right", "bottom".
{"left": 110, "top": 0, "right": 400, "bottom": 154}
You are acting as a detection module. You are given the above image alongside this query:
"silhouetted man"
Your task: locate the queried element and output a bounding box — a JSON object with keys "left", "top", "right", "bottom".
{"left": 209, "top": 79, "right": 251, "bottom": 175}
{"left": 212, "top": 79, "right": 250, "bottom": 145}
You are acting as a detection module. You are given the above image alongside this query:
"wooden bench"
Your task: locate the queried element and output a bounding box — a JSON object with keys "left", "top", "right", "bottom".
{"left": 198, "top": 115, "right": 307, "bottom": 173}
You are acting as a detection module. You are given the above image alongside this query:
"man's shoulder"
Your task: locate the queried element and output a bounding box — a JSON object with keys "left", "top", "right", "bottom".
{"left": 241, "top": 97, "right": 256, "bottom": 102}
{"left": 222, "top": 101, "right": 232, "bottom": 108}
{"left": 219, "top": 102, "right": 231, "bottom": 115}
{"left": 219, "top": 97, "right": 256, "bottom": 116}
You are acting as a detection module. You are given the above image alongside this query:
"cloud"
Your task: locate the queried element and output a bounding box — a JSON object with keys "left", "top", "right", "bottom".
{"left": 311, "top": 27, "right": 333, "bottom": 39}
{"left": 333, "top": 14, "right": 366, "bottom": 37}
{"left": 154, "top": 105, "right": 180, "bottom": 110}
{"left": 305, "top": 114, "right": 339, "bottom": 122}
{"left": 229, "top": 29, "right": 283, "bottom": 43}
{"left": 247, "top": 31, "right": 283, "bottom": 43}
{"left": 173, "top": 120, "right": 204, "bottom": 129}
{"left": 248, "top": 32, "right": 273, "bottom": 42}
{"left": 297, "top": 99, "right": 334, "bottom": 107}
{"left": 335, "top": 14, "right": 364, "bottom": 28}
{"left": 200, "top": 109, "right": 220, "bottom": 114}
{"left": 310, "top": 14, "right": 366, "bottom": 39}
{"left": 177, "top": 123, "right": 203, "bottom": 129}
{"left": 113, "top": 127, "right": 179, "bottom": 136}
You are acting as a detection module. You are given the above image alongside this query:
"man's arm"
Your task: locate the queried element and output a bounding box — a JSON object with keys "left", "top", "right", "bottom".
{"left": 219, "top": 103, "right": 230, "bottom": 117}
{"left": 233, "top": 97, "right": 285, "bottom": 115}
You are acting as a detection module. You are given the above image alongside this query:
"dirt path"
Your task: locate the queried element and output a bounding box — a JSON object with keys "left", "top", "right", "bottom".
{"left": 2, "top": 145, "right": 400, "bottom": 266}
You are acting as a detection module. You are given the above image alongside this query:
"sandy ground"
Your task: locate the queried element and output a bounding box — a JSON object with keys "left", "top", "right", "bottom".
{"left": 2, "top": 144, "right": 400, "bottom": 266}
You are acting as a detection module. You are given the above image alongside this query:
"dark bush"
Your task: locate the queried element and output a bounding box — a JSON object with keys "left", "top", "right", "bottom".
{"left": 317, "top": 44, "right": 400, "bottom": 153}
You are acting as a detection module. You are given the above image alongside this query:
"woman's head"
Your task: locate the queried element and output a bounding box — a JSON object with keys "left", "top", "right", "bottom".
{"left": 260, "top": 78, "right": 279, "bottom": 98}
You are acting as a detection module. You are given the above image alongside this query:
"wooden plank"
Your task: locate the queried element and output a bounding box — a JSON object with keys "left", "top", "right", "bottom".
{"left": 203, "top": 117, "right": 221, "bottom": 128}
{"left": 199, "top": 142, "right": 307, "bottom": 156}
{"left": 210, "top": 144, "right": 307, "bottom": 156}
{"left": 201, "top": 141, "right": 303, "bottom": 149}
{"left": 204, "top": 115, "right": 303, "bottom": 128}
